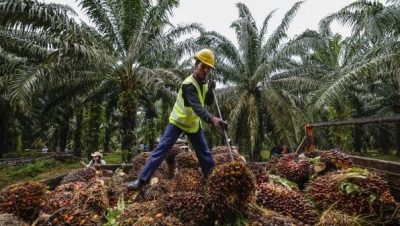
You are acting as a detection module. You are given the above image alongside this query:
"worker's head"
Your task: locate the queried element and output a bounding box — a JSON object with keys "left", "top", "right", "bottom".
{"left": 91, "top": 151, "right": 103, "bottom": 160}
{"left": 194, "top": 49, "right": 215, "bottom": 80}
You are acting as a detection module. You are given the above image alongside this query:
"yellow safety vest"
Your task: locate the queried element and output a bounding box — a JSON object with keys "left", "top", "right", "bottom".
{"left": 169, "top": 75, "right": 208, "bottom": 133}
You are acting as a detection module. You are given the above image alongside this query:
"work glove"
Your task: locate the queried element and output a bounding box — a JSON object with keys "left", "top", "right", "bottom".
{"left": 208, "top": 79, "right": 216, "bottom": 90}
{"left": 211, "top": 116, "right": 228, "bottom": 135}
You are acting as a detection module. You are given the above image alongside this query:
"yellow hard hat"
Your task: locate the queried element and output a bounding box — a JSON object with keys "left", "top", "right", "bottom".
{"left": 195, "top": 49, "right": 215, "bottom": 69}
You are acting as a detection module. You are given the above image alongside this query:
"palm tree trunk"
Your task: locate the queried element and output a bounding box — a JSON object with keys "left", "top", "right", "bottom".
{"left": 396, "top": 122, "right": 400, "bottom": 156}
{"left": 58, "top": 117, "right": 70, "bottom": 152}
{"left": 252, "top": 113, "right": 264, "bottom": 161}
{"left": 353, "top": 125, "right": 363, "bottom": 153}
{"left": 103, "top": 99, "right": 115, "bottom": 153}
{"left": 120, "top": 88, "right": 139, "bottom": 162}
{"left": 84, "top": 102, "right": 102, "bottom": 159}
{"left": 378, "top": 127, "right": 390, "bottom": 154}
{"left": 73, "top": 102, "right": 83, "bottom": 157}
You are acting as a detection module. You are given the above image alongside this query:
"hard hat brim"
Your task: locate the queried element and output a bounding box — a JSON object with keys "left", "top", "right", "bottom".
{"left": 194, "top": 56, "right": 215, "bottom": 69}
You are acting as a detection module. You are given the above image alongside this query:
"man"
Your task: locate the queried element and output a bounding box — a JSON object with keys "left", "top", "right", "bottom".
{"left": 81, "top": 151, "right": 107, "bottom": 168}
{"left": 127, "top": 49, "right": 227, "bottom": 190}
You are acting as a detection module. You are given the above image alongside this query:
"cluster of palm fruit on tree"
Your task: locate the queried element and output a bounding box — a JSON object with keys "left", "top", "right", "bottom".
{"left": 1, "top": 148, "right": 399, "bottom": 225}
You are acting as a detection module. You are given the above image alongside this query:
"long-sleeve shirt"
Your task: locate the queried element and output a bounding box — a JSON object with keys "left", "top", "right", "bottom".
{"left": 182, "top": 79, "right": 214, "bottom": 124}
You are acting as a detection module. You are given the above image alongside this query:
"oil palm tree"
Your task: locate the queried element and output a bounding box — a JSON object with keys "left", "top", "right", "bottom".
{"left": 198, "top": 2, "right": 319, "bottom": 160}
{"left": 308, "top": 1, "right": 400, "bottom": 154}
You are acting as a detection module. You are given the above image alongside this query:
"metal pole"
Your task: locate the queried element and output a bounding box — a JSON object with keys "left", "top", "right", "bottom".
{"left": 295, "top": 136, "right": 306, "bottom": 154}
{"left": 212, "top": 88, "right": 234, "bottom": 162}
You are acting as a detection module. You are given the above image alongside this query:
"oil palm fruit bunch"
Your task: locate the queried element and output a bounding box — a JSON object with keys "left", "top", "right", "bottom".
{"left": 45, "top": 181, "right": 87, "bottom": 213}
{"left": 105, "top": 169, "right": 128, "bottom": 206}
{"left": 60, "top": 167, "right": 97, "bottom": 184}
{"left": 0, "top": 181, "right": 48, "bottom": 222}
{"left": 244, "top": 205, "right": 305, "bottom": 226}
{"left": 81, "top": 179, "right": 110, "bottom": 213}
{"left": 165, "top": 145, "right": 180, "bottom": 179}
{"left": 319, "top": 150, "right": 352, "bottom": 170}
{"left": 316, "top": 209, "right": 366, "bottom": 226}
{"left": 266, "top": 153, "right": 310, "bottom": 187}
{"left": 306, "top": 167, "right": 397, "bottom": 218}
{"left": 175, "top": 151, "right": 199, "bottom": 170}
{"left": 247, "top": 162, "right": 269, "bottom": 185}
{"left": 128, "top": 214, "right": 184, "bottom": 226}
{"left": 143, "top": 179, "right": 174, "bottom": 201}
{"left": 50, "top": 208, "right": 103, "bottom": 225}
{"left": 128, "top": 152, "right": 151, "bottom": 179}
{"left": 116, "top": 200, "right": 167, "bottom": 225}
{"left": 50, "top": 180, "right": 109, "bottom": 225}
{"left": 0, "top": 213, "right": 27, "bottom": 226}
{"left": 211, "top": 145, "right": 239, "bottom": 155}
{"left": 206, "top": 162, "right": 256, "bottom": 224}
{"left": 171, "top": 168, "right": 203, "bottom": 192}
{"left": 160, "top": 192, "right": 207, "bottom": 225}
{"left": 212, "top": 152, "right": 246, "bottom": 165}
{"left": 127, "top": 152, "right": 167, "bottom": 180}
{"left": 256, "top": 182, "right": 319, "bottom": 225}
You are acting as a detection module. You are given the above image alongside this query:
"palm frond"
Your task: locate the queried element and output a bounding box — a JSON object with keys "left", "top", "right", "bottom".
{"left": 314, "top": 53, "right": 400, "bottom": 108}
{"left": 78, "top": 0, "right": 124, "bottom": 52}
{"left": 263, "top": 1, "right": 304, "bottom": 58}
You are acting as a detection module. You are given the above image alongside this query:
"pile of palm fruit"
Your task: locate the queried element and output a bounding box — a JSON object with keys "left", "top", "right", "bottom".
{"left": 0, "top": 148, "right": 399, "bottom": 225}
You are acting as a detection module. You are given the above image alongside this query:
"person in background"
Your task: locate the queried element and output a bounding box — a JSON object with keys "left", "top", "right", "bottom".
{"left": 41, "top": 145, "right": 48, "bottom": 154}
{"left": 81, "top": 151, "right": 106, "bottom": 168}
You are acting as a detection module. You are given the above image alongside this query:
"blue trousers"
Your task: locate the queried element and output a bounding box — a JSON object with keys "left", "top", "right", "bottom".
{"left": 138, "top": 123, "right": 215, "bottom": 181}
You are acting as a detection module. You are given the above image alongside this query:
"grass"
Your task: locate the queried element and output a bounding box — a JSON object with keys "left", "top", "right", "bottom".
{"left": 103, "top": 152, "right": 123, "bottom": 164}
{"left": 241, "top": 149, "right": 271, "bottom": 162}
{"left": 367, "top": 150, "right": 400, "bottom": 162}
{"left": 0, "top": 159, "right": 81, "bottom": 189}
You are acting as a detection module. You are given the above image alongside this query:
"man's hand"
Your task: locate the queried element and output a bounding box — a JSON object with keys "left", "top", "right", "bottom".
{"left": 208, "top": 79, "right": 216, "bottom": 90}
{"left": 211, "top": 117, "right": 228, "bottom": 135}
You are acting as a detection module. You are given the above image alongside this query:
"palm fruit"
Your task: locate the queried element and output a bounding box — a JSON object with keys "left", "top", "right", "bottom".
{"left": 130, "top": 214, "right": 184, "bottom": 226}
{"left": 171, "top": 168, "right": 203, "bottom": 192}
{"left": 128, "top": 152, "right": 151, "bottom": 179}
{"left": 160, "top": 192, "right": 207, "bottom": 226}
{"left": 319, "top": 150, "right": 352, "bottom": 170}
{"left": 256, "top": 183, "right": 319, "bottom": 225}
{"left": 104, "top": 169, "right": 128, "bottom": 206}
{"left": 265, "top": 153, "right": 310, "bottom": 188}
{"left": 0, "top": 213, "right": 28, "bottom": 226}
{"left": 143, "top": 179, "right": 174, "bottom": 201}
{"left": 247, "top": 162, "right": 269, "bottom": 185}
{"left": 50, "top": 208, "right": 103, "bottom": 225}
{"left": 212, "top": 152, "right": 246, "bottom": 165}
{"left": 206, "top": 162, "right": 256, "bottom": 224}
{"left": 117, "top": 200, "right": 161, "bottom": 225}
{"left": 0, "top": 181, "right": 48, "bottom": 222}
{"left": 50, "top": 179, "right": 109, "bottom": 225}
{"left": 164, "top": 145, "right": 180, "bottom": 179}
{"left": 211, "top": 145, "right": 240, "bottom": 156}
{"left": 60, "top": 167, "right": 97, "bottom": 184}
{"left": 306, "top": 167, "right": 398, "bottom": 218}
{"left": 306, "top": 150, "right": 353, "bottom": 175}
{"left": 45, "top": 181, "right": 87, "bottom": 213}
{"left": 244, "top": 205, "right": 305, "bottom": 226}
{"left": 127, "top": 152, "right": 167, "bottom": 180}
{"left": 175, "top": 151, "right": 199, "bottom": 170}
{"left": 316, "top": 209, "right": 365, "bottom": 226}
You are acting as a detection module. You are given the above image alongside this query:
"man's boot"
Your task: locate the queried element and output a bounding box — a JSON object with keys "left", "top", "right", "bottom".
{"left": 127, "top": 179, "right": 147, "bottom": 190}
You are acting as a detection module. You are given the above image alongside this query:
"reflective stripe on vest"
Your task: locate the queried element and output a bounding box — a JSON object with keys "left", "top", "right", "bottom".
{"left": 169, "top": 75, "right": 208, "bottom": 133}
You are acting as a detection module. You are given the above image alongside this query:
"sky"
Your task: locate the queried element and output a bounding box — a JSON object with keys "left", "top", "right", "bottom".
{"left": 43, "top": 0, "right": 368, "bottom": 41}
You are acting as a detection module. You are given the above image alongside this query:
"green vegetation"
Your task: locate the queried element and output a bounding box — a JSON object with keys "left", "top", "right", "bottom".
{"left": 0, "top": 0, "right": 399, "bottom": 163}
{"left": 0, "top": 160, "right": 81, "bottom": 189}
{"left": 367, "top": 151, "right": 400, "bottom": 162}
